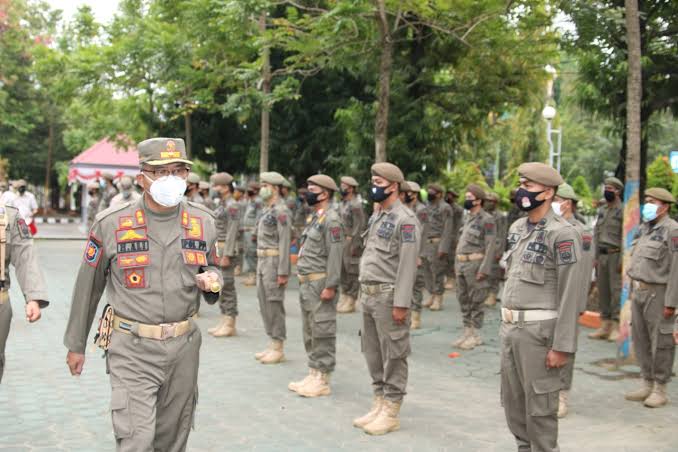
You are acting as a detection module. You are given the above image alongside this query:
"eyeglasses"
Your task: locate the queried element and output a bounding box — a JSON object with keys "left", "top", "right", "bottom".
{"left": 143, "top": 167, "right": 190, "bottom": 178}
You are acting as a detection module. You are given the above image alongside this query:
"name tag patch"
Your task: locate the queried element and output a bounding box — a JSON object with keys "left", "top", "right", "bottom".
{"left": 377, "top": 221, "right": 395, "bottom": 239}
{"left": 117, "top": 240, "right": 150, "bottom": 254}
{"left": 182, "top": 239, "right": 207, "bottom": 251}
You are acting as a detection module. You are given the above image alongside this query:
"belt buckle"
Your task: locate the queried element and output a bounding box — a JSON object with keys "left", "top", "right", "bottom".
{"left": 503, "top": 309, "right": 513, "bottom": 323}
{"left": 380, "top": 283, "right": 392, "bottom": 292}
{"left": 160, "top": 323, "right": 176, "bottom": 340}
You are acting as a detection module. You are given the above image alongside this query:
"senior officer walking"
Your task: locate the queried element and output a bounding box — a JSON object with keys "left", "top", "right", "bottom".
{"left": 551, "top": 183, "right": 594, "bottom": 418}
{"left": 337, "top": 176, "right": 366, "bottom": 314}
{"left": 253, "top": 172, "right": 292, "bottom": 365}
{"left": 353, "top": 163, "right": 420, "bottom": 436}
{"left": 401, "top": 181, "right": 426, "bottom": 330}
{"left": 64, "top": 138, "right": 223, "bottom": 452}
{"left": 0, "top": 203, "right": 49, "bottom": 383}
{"left": 288, "top": 175, "right": 343, "bottom": 398}
{"left": 421, "top": 183, "right": 454, "bottom": 311}
{"left": 624, "top": 188, "right": 678, "bottom": 408}
{"left": 590, "top": 177, "right": 624, "bottom": 341}
{"left": 500, "top": 163, "right": 585, "bottom": 452}
{"left": 208, "top": 172, "right": 241, "bottom": 337}
{"left": 452, "top": 184, "right": 496, "bottom": 350}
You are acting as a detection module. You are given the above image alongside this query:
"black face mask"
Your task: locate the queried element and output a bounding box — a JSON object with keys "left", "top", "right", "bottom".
{"left": 604, "top": 190, "right": 616, "bottom": 202}
{"left": 463, "top": 199, "right": 475, "bottom": 210}
{"left": 403, "top": 193, "right": 415, "bottom": 204}
{"left": 247, "top": 191, "right": 256, "bottom": 197}
{"left": 515, "top": 188, "right": 546, "bottom": 212}
{"left": 485, "top": 203, "right": 496, "bottom": 212}
{"left": 370, "top": 185, "right": 390, "bottom": 202}
{"left": 427, "top": 191, "right": 438, "bottom": 200}
{"left": 305, "top": 191, "right": 322, "bottom": 206}
{"left": 18, "top": 187, "right": 26, "bottom": 194}
{"left": 340, "top": 189, "right": 349, "bottom": 198}
{"left": 88, "top": 191, "right": 94, "bottom": 196}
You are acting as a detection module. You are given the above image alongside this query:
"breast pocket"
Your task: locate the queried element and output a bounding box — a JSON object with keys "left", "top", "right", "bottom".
{"left": 465, "top": 228, "right": 482, "bottom": 246}
{"left": 638, "top": 241, "right": 665, "bottom": 261}
{"left": 518, "top": 261, "right": 545, "bottom": 285}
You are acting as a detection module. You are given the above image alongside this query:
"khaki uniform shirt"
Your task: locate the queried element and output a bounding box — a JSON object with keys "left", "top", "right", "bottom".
{"left": 110, "top": 191, "right": 141, "bottom": 208}
{"left": 98, "top": 185, "right": 118, "bottom": 213}
{"left": 255, "top": 199, "right": 292, "bottom": 277}
{"left": 489, "top": 209, "right": 508, "bottom": 259}
{"left": 297, "top": 207, "right": 343, "bottom": 288}
{"left": 215, "top": 197, "right": 241, "bottom": 257}
{"left": 455, "top": 209, "right": 497, "bottom": 276}
{"left": 423, "top": 201, "right": 454, "bottom": 255}
{"left": 359, "top": 199, "right": 421, "bottom": 308}
{"left": 568, "top": 216, "right": 595, "bottom": 313}
{"left": 627, "top": 215, "right": 678, "bottom": 308}
{"left": 0, "top": 205, "right": 49, "bottom": 306}
{"left": 501, "top": 210, "right": 585, "bottom": 353}
{"left": 63, "top": 197, "right": 223, "bottom": 354}
{"left": 594, "top": 203, "right": 623, "bottom": 256}
{"left": 339, "top": 197, "right": 366, "bottom": 255}
{"left": 87, "top": 195, "right": 100, "bottom": 229}
{"left": 243, "top": 198, "right": 262, "bottom": 230}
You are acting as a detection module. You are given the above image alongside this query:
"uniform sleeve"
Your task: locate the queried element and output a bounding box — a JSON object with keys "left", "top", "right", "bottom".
{"left": 552, "top": 227, "right": 587, "bottom": 353}
{"left": 324, "top": 217, "right": 343, "bottom": 289}
{"left": 593, "top": 211, "right": 603, "bottom": 259}
{"left": 495, "top": 216, "right": 508, "bottom": 257}
{"left": 203, "top": 219, "right": 225, "bottom": 304}
{"left": 8, "top": 214, "right": 49, "bottom": 306}
{"left": 223, "top": 204, "right": 240, "bottom": 257}
{"left": 664, "top": 226, "right": 678, "bottom": 308}
{"left": 394, "top": 217, "right": 420, "bottom": 308}
{"left": 277, "top": 208, "right": 292, "bottom": 276}
{"left": 438, "top": 204, "right": 454, "bottom": 254}
{"left": 479, "top": 216, "right": 497, "bottom": 276}
{"left": 351, "top": 202, "right": 365, "bottom": 238}
{"left": 63, "top": 222, "right": 110, "bottom": 354}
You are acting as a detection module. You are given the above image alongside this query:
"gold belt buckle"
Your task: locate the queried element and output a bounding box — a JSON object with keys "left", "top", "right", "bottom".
{"left": 504, "top": 309, "right": 513, "bottom": 322}
{"left": 160, "top": 323, "right": 177, "bottom": 340}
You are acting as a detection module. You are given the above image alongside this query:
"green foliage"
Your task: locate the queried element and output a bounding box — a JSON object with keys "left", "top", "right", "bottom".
{"left": 646, "top": 156, "right": 675, "bottom": 192}
{"left": 439, "top": 162, "right": 488, "bottom": 196}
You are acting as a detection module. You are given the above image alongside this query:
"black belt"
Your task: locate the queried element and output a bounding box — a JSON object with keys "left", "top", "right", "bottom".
{"left": 598, "top": 247, "right": 620, "bottom": 255}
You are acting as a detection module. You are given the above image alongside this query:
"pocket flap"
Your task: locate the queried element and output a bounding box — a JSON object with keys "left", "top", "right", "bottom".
{"left": 315, "top": 311, "right": 335, "bottom": 323}
{"left": 111, "top": 387, "right": 128, "bottom": 411}
{"left": 531, "top": 376, "right": 561, "bottom": 395}
{"left": 389, "top": 328, "right": 409, "bottom": 341}
{"left": 659, "top": 322, "right": 674, "bottom": 335}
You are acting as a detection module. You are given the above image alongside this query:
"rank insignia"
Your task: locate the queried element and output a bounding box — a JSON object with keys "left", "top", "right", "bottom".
{"left": 17, "top": 218, "right": 31, "bottom": 238}
{"left": 116, "top": 227, "right": 148, "bottom": 242}
{"left": 124, "top": 269, "right": 145, "bottom": 288}
{"left": 401, "top": 224, "right": 416, "bottom": 243}
{"left": 181, "top": 210, "right": 189, "bottom": 228}
{"left": 84, "top": 235, "right": 103, "bottom": 267}
{"left": 183, "top": 250, "right": 207, "bottom": 266}
{"left": 330, "top": 226, "right": 341, "bottom": 243}
{"left": 556, "top": 240, "right": 577, "bottom": 265}
{"left": 119, "top": 216, "right": 134, "bottom": 229}
{"left": 186, "top": 217, "right": 203, "bottom": 239}
{"left": 118, "top": 253, "right": 150, "bottom": 268}
{"left": 160, "top": 140, "right": 180, "bottom": 159}
{"left": 135, "top": 209, "right": 146, "bottom": 226}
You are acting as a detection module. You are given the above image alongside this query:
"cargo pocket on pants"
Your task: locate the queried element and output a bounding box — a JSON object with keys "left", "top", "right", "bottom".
{"left": 529, "top": 376, "right": 561, "bottom": 416}
{"left": 658, "top": 321, "right": 675, "bottom": 349}
{"left": 111, "top": 387, "right": 133, "bottom": 439}
{"left": 313, "top": 311, "right": 336, "bottom": 338}
{"left": 388, "top": 328, "right": 411, "bottom": 359}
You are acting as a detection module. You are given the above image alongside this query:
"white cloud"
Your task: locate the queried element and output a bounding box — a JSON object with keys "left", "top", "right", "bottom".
{"left": 45, "top": 0, "right": 119, "bottom": 24}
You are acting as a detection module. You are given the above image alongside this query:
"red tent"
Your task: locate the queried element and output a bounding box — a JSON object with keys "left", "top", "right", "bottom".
{"left": 68, "top": 137, "right": 139, "bottom": 183}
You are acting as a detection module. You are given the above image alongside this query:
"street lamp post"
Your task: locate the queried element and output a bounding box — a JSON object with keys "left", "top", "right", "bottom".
{"left": 542, "top": 105, "right": 562, "bottom": 172}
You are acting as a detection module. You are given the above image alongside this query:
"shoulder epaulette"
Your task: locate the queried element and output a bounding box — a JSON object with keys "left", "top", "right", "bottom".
{"left": 187, "top": 201, "right": 217, "bottom": 218}
{"left": 95, "top": 202, "right": 131, "bottom": 222}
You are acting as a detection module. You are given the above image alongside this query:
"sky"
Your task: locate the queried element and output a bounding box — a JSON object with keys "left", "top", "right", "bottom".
{"left": 45, "top": 0, "right": 120, "bottom": 24}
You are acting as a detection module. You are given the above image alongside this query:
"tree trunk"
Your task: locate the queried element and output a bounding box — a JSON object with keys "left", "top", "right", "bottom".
{"left": 259, "top": 12, "right": 271, "bottom": 173}
{"left": 44, "top": 118, "right": 54, "bottom": 212}
{"left": 184, "top": 110, "right": 192, "bottom": 158}
{"left": 373, "top": 0, "right": 392, "bottom": 163}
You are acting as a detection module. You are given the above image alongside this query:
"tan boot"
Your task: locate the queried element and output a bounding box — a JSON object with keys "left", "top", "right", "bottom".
{"left": 288, "top": 368, "right": 316, "bottom": 393}
{"left": 484, "top": 292, "right": 497, "bottom": 307}
{"left": 558, "top": 390, "right": 569, "bottom": 418}
{"left": 234, "top": 265, "right": 241, "bottom": 276}
{"left": 625, "top": 380, "right": 653, "bottom": 402}
{"left": 208, "top": 315, "right": 227, "bottom": 334}
{"left": 429, "top": 294, "right": 443, "bottom": 311}
{"left": 452, "top": 327, "right": 472, "bottom": 347}
{"left": 607, "top": 321, "right": 620, "bottom": 342}
{"left": 644, "top": 383, "right": 668, "bottom": 408}
{"left": 243, "top": 273, "right": 256, "bottom": 286}
{"left": 458, "top": 327, "right": 479, "bottom": 350}
{"left": 353, "top": 396, "right": 384, "bottom": 428}
{"left": 336, "top": 294, "right": 348, "bottom": 312}
{"left": 410, "top": 311, "right": 421, "bottom": 330}
{"left": 255, "top": 341, "right": 274, "bottom": 361}
{"left": 422, "top": 295, "right": 434, "bottom": 308}
{"left": 298, "top": 371, "right": 331, "bottom": 398}
{"left": 337, "top": 295, "right": 356, "bottom": 314}
{"left": 588, "top": 320, "right": 612, "bottom": 340}
{"left": 260, "top": 339, "right": 285, "bottom": 364}
{"left": 212, "top": 315, "right": 236, "bottom": 337}
{"left": 445, "top": 277, "right": 456, "bottom": 291}
{"left": 363, "top": 400, "right": 401, "bottom": 435}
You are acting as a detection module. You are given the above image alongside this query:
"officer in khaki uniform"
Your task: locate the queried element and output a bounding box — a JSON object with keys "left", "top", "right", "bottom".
{"left": 353, "top": 163, "right": 420, "bottom": 436}
{"left": 444, "top": 189, "right": 464, "bottom": 290}
{"left": 483, "top": 192, "right": 507, "bottom": 306}
{"left": 500, "top": 163, "right": 585, "bottom": 452}
{"left": 208, "top": 172, "right": 241, "bottom": 337}
{"left": 337, "top": 176, "right": 366, "bottom": 313}
{"left": 242, "top": 183, "right": 262, "bottom": 286}
{"left": 590, "top": 177, "right": 624, "bottom": 340}
{"left": 64, "top": 137, "right": 223, "bottom": 452}
{"left": 288, "top": 175, "right": 343, "bottom": 398}
{"left": 253, "top": 172, "right": 292, "bottom": 365}
{"left": 185, "top": 172, "right": 205, "bottom": 205}
{"left": 98, "top": 172, "right": 119, "bottom": 214}
{"left": 452, "top": 184, "right": 497, "bottom": 350}
{"left": 551, "top": 183, "right": 594, "bottom": 418}
{"left": 200, "top": 181, "right": 217, "bottom": 211}
{"left": 624, "top": 187, "right": 678, "bottom": 408}
{"left": 0, "top": 204, "right": 48, "bottom": 383}
{"left": 86, "top": 182, "right": 101, "bottom": 230}
{"left": 400, "top": 181, "right": 426, "bottom": 330}
{"left": 421, "top": 183, "right": 454, "bottom": 311}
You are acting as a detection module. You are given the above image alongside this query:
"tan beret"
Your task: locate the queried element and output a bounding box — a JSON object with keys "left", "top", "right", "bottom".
{"left": 234, "top": 184, "right": 246, "bottom": 192}
{"left": 307, "top": 174, "right": 339, "bottom": 192}
{"left": 86, "top": 181, "right": 100, "bottom": 190}
{"left": 199, "top": 181, "right": 210, "bottom": 190}
{"left": 260, "top": 171, "right": 286, "bottom": 186}
{"left": 211, "top": 172, "right": 234, "bottom": 186}
{"left": 557, "top": 183, "right": 579, "bottom": 202}
{"left": 485, "top": 192, "right": 499, "bottom": 202}
{"left": 137, "top": 137, "right": 192, "bottom": 166}
{"left": 428, "top": 183, "right": 444, "bottom": 194}
{"left": 446, "top": 188, "right": 458, "bottom": 196}
{"left": 645, "top": 187, "right": 676, "bottom": 204}
{"left": 604, "top": 177, "right": 624, "bottom": 190}
{"left": 119, "top": 176, "right": 134, "bottom": 190}
{"left": 466, "top": 183, "right": 486, "bottom": 200}
{"left": 518, "top": 162, "right": 563, "bottom": 187}
{"left": 187, "top": 172, "right": 200, "bottom": 184}
{"left": 407, "top": 181, "right": 421, "bottom": 193}
{"left": 247, "top": 182, "right": 260, "bottom": 191}
{"left": 282, "top": 178, "right": 292, "bottom": 189}
{"left": 101, "top": 172, "right": 115, "bottom": 182}
{"left": 340, "top": 176, "right": 359, "bottom": 187}
{"left": 371, "top": 162, "right": 404, "bottom": 183}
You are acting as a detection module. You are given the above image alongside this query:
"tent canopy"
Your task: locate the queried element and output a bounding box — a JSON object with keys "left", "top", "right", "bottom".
{"left": 68, "top": 137, "right": 140, "bottom": 183}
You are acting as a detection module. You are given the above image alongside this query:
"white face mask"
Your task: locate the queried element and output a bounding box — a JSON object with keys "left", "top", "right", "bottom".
{"left": 551, "top": 201, "right": 563, "bottom": 216}
{"left": 144, "top": 174, "right": 187, "bottom": 207}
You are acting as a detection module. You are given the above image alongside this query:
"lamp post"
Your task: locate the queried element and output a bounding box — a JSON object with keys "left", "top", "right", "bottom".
{"left": 542, "top": 105, "right": 562, "bottom": 172}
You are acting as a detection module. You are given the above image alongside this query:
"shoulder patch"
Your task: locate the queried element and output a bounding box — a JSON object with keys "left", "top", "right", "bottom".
{"left": 671, "top": 236, "right": 678, "bottom": 252}
{"left": 484, "top": 222, "right": 495, "bottom": 235}
{"left": 17, "top": 218, "right": 32, "bottom": 239}
{"left": 555, "top": 240, "right": 577, "bottom": 265}
{"left": 187, "top": 201, "right": 217, "bottom": 218}
{"left": 330, "top": 226, "right": 342, "bottom": 243}
{"left": 582, "top": 233, "right": 593, "bottom": 251}
{"left": 84, "top": 234, "right": 103, "bottom": 267}
{"left": 95, "top": 201, "right": 131, "bottom": 222}
{"left": 401, "top": 223, "right": 416, "bottom": 243}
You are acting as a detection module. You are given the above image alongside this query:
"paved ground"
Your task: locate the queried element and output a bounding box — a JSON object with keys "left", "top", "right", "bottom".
{"left": 1, "top": 240, "right": 676, "bottom": 451}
